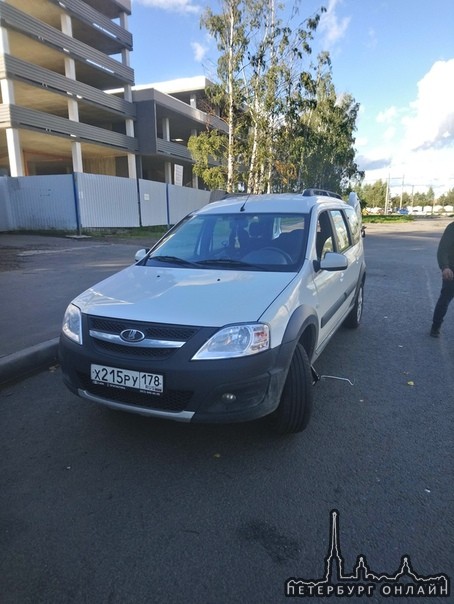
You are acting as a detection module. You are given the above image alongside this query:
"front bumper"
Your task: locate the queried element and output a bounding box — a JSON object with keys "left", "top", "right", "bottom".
{"left": 59, "top": 324, "right": 294, "bottom": 424}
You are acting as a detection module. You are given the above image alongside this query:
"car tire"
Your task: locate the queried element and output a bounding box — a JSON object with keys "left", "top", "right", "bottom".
{"left": 271, "top": 343, "right": 313, "bottom": 434}
{"left": 344, "top": 280, "right": 364, "bottom": 329}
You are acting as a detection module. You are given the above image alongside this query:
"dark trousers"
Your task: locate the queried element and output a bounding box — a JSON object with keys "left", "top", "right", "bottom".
{"left": 432, "top": 279, "right": 454, "bottom": 327}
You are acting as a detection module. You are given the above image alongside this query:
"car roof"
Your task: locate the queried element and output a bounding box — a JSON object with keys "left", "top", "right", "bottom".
{"left": 199, "top": 193, "right": 349, "bottom": 215}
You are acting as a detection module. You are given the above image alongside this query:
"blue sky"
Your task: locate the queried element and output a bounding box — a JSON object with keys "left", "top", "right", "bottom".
{"left": 129, "top": 0, "right": 454, "bottom": 196}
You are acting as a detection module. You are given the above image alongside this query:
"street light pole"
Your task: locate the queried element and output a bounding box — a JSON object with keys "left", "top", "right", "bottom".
{"left": 400, "top": 175, "right": 404, "bottom": 210}
{"left": 385, "top": 174, "right": 390, "bottom": 214}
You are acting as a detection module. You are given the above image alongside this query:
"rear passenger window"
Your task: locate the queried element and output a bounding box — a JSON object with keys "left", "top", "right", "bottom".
{"left": 330, "top": 210, "right": 350, "bottom": 252}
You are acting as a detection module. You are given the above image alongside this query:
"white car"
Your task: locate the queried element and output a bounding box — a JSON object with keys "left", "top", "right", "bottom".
{"left": 59, "top": 190, "right": 366, "bottom": 434}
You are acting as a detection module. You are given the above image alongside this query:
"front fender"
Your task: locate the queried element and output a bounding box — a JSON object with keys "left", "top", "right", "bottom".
{"left": 280, "top": 305, "right": 318, "bottom": 361}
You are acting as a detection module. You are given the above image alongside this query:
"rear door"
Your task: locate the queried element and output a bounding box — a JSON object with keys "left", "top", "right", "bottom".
{"left": 330, "top": 208, "right": 362, "bottom": 314}
{"left": 312, "top": 207, "right": 360, "bottom": 347}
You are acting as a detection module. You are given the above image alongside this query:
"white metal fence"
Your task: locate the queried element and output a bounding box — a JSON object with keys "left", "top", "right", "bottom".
{"left": 0, "top": 174, "right": 212, "bottom": 231}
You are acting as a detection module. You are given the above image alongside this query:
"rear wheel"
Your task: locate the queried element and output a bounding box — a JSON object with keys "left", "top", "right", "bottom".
{"left": 344, "top": 281, "right": 364, "bottom": 328}
{"left": 271, "top": 344, "right": 313, "bottom": 434}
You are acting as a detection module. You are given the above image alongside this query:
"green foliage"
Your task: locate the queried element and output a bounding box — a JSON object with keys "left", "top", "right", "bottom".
{"left": 187, "top": 130, "right": 229, "bottom": 190}
{"left": 352, "top": 180, "right": 388, "bottom": 208}
{"left": 295, "top": 74, "right": 364, "bottom": 193}
{"left": 353, "top": 182, "right": 454, "bottom": 211}
{"left": 392, "top": 191, "right": 412, "bottom": 207}
{"left": 437, "top": 188, "right": 454, "bottom": 206}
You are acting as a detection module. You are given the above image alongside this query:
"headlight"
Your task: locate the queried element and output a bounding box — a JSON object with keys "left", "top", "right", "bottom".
{"left": 192, "top": 324, "right": 269, "bottom": 360}
{"left": 62, "top": 304, "right": 83, "bottom": 344}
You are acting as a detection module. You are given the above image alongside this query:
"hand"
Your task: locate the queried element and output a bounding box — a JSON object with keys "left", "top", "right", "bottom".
{"left": 442, "top": 268, "right": 454, "bottom": 281}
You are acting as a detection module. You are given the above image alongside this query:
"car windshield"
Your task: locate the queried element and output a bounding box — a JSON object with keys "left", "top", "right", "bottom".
{"left": 144, "top": 212, "right": 309, "bottom": 272}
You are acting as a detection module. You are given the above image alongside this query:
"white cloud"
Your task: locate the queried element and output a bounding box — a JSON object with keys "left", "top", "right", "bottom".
{"left": 382, "top": 127, "right": 396, "bottom": 142}
{"left": 191, "top": 41, "right": 208, "bottom": 62}
{"left": 319, "top": 0, "right": 351, "bottom": 47}
{"left": 355, "top": 136, "right": 368, "bottom": 148}
{"left": 359, "top": 59, "right": 454, "bottom": 193}
{"left": 134, "top": 0, "right": 201, "bottom": 14}
{"left": 376, "top": 106, "right": 397, "bottom": 124}
{"left": 403, "top": 58, "right": 454, "bottom": 152}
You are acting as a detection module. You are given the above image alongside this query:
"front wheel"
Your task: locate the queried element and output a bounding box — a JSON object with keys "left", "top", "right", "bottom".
{"left": 344, "top": 281, "right": 364, "bottom": 328}
{"left": 270, "top": 344, "right": 313, "bottom": 434}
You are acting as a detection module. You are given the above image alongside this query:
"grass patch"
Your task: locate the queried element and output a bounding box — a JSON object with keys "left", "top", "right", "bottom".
{"left": 5, "top": 229, "right": 75, "bottom": 237}
{"left": 362, "top": 215, "right": 415, "bottom": 224}
{"left": 3, "top": 226, "right": 170, "bottom": 240}
{"left": 82, "top": 226, "right": 169, "bottom": 239}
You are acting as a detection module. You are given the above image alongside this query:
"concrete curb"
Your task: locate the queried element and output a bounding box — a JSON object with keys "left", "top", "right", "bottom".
{"left": 0, "top": 338, "right": 59, "bottom": 387}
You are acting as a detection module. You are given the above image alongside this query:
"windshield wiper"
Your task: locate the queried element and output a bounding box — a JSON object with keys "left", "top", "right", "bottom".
{"left": 149, "top": 255, "right": 200, "bottom": 267}
{"left": 196, "top": 258, "right": 265, "bottom": 270}
{"left": 150, "top": 256, "right": 266, "bottom": 270}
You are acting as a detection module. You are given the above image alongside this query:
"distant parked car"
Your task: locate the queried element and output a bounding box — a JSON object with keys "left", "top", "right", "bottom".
{"left": 397, "top": 208, "right": 409, "bottom": 215}
{"left": 59, "top": 190, "right": 366, "bottom": 434}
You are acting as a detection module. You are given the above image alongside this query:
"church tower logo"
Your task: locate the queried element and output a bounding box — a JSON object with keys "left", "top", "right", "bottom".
{"left": 285, "top": 510, "right": 450, "bottom": 599}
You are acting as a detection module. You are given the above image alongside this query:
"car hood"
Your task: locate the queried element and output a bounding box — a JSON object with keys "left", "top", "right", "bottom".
{"left": 72, "top": 265, "right": 296, "bottom": 327}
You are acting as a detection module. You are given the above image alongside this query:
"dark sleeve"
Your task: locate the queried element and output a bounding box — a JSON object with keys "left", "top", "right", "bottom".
{"left": 437, "top": 222, "right": 454, "bottom": 270}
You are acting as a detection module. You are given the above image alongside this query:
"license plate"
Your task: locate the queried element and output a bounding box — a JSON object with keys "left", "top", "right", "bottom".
{"left": 91, "top": 364, "right": 164, "bottom": 394}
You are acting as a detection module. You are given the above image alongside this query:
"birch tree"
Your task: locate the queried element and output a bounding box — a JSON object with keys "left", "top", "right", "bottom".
{"left": 198, "top": 0, "right": 248, "bottom": 192}
{"left": 295, "top": 67, "right": 363, "bottom": 192}
{"left": 189, "top": 0, "right": 363, "bottom": 194}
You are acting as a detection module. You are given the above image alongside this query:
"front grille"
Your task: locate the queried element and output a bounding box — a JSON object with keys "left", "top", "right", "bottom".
{"left": 89, "top": 317, "right": 198, "bottom": 341}
{"left": 87, "top": 316, "right": 199, "bottom": 360}
{"left": 78, "top": 373, "right": 192, "bottom": 412}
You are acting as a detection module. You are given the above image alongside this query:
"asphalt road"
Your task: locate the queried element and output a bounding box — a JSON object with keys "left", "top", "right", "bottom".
{"left": 1, "top": 222, "right": 453, "bottom": 603}
{"left": 0, "top": 234, "right": 155, "bottom": 357}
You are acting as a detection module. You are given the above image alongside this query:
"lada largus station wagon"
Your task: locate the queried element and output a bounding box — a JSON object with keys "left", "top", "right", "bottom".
{"left": 59, "top": 190, "right": 366, "bottom": 434}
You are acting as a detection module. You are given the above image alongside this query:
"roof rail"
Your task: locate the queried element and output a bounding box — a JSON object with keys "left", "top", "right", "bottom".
{"left": 302, "top": 188, "right": 342, "bottom": 200}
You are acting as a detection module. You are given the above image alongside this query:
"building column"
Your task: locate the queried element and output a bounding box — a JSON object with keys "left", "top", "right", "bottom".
{"left": 125, "top": 123, "right": 137, "bottom": 178}
{"left": 164, "top": 162, "right": 172, "bottom": 184}
{"left": 191, "top": 129, "right": 198, "bottom": 189}
{"left": 123, "top": 80, "right": 137, "bottom": 179}
{"left": 120, "top": 12, "right": 137, "bottom": 179}
{"left": 162, "top": 117, "right": 170, "bottom": 142}
{"left": 60, "top": 14, "right": 83, "bottom": 173}
{"left": 5, "top": 128, "right": 24, "bottom": 177}
{"left": 162, "top": 117, "right": 172, "bottom": 183}
{"left": 0, "top": 26, "right": 25, "bottom": 176}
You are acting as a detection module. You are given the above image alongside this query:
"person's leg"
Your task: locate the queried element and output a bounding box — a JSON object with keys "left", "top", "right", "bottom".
{"left": 431, "top": 279, "right": 454, "bottom": 335}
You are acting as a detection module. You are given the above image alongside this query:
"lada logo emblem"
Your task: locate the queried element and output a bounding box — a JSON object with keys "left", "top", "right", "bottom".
{"left": 120, "top": 329, "right": 145, "bottom": 343}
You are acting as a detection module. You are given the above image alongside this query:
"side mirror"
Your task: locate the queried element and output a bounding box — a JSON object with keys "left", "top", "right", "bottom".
{"left": 135, "top": 248, "right": 150, "bottom": 262}
{"left": 361, "top": 226, "right": 366, "bottom": 238}
{"left": 319, "top": 252, "right": 348, "bottom": 271}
